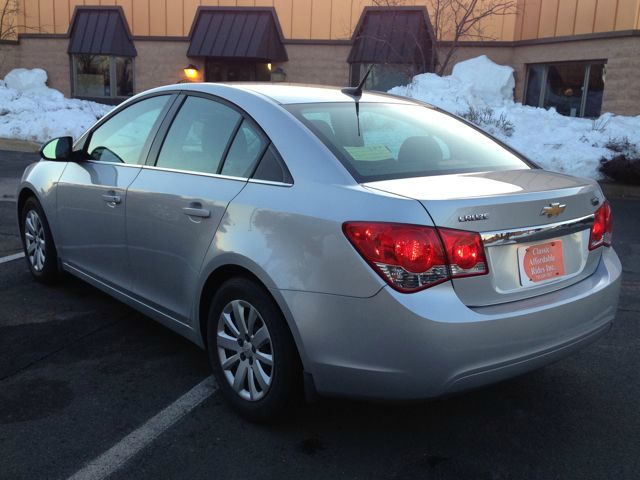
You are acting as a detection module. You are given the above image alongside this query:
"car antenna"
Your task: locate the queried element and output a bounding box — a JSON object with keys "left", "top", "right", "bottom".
{"left": 341, "top": 65, "right": 373, "bottom": 98}
{"left": 341, "top": 65, "right": 373, "bottom": 137}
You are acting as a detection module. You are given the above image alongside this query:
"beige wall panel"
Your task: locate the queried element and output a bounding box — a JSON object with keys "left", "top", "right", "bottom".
{"left": 273, "top": 0, "right": 292, "bottom": 37}
{"left": 132, "top": 0, "right": 150, "bottom": 35}
{"left": 237, "top": 0, "right": 258, "bottom": 5}
{"left": 148, "top": 0, "right": 167, "bottom": 36}
{"left": 200, "top": 0, "right": 220, "bottom": 6}
{"left": 116, "top": 0, "right": 134, "bottom": 28}
{"left": 52, "top": 0, "right": 69, "bottom": 33}
{"left": 38, "top": 0, "right": 55, "bottom": 33}
{"left": 219, "top": 0, "right": 238, "bottom": 6}
{"left": 555, "top": 0, "right": 577, "bottom": 36}
{"left": 614, "top": 0, "right": 638, "bottom": 29}
{"left": 574, "top": 0, "right": 597, "bottom": 34}
{"left": 501, "top": 11, "right": 518, "bottom": 41}
{"left": 23, "top": 0, "right": 40, "bottom": 32}
{"left": 291, "top": 0, "right": 312, "bottom": 39}
{"left": 537, "top": 0, "right": 559, "bottom": 38}
{"left": 99, "top": 0, "right": 117, "bottom": 5}
{"left": 166, "top": 0, "right": 183, "bottom": 36}
{"left": 594, "top": 0, "right": 617, "bottom": 32}
{"left": 183, "top": 0, "right": 200, "bottom": 35}
{"left": 254, "top": 0, "right": 275, "bottom": 5}
{"left": 310, "top": 0, "right": 331, "bottom": 39}
{"left": 350, "top": 0, "right": 368, "bottom": 35}
{"left": 68, "top": 1, "right": 86, "bottom": 20}
{"left": 330, "top": 0, "right": 352, "bottom": 40}
{"left": 520, "top": 0, "right": 542, "bottom": 39}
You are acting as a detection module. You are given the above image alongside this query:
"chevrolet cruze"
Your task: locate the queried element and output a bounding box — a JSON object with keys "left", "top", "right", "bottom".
{"left": 18, "top": 83, "right": 621, "bottom": 421}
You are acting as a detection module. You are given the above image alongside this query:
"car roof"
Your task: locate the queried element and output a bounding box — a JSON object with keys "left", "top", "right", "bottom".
{"left": 157, "top": 82, "right": 422, "bottom": 106}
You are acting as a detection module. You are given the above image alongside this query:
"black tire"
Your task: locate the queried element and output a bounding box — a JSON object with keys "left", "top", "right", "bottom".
{"left": 20, "top": 196, "right": 60, "bottom": 284}
{"left": 206, "top": 277, "right": 301, "bottom": 422}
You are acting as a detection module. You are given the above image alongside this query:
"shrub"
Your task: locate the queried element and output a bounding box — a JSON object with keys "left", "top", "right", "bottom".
{"left": 599, "top": 137, "right": 640, "bottom": 184}
{"left": 458, "top": 106, "right": 515, "bottom": 137}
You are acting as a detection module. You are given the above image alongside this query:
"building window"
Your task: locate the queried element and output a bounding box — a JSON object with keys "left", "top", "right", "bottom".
{"left": 205, "top": 61, "right": 271, "bottom": 82}
{"left": 524, "top": 61, "right": 606, "bottom": 118}
{"left": 72, "top": 55, "right": 134, "bottom": 99}
{"left": 350, "top": 63, "right": 417, "bottom": 92}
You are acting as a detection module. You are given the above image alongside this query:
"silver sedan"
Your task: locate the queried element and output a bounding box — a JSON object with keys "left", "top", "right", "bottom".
{"left": 18, "top": 83, "right": 621, "bottom": 421}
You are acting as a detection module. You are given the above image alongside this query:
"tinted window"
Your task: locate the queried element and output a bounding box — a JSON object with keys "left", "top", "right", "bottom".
{"left": 87, "top": 95, "right": 170, "bottom": 164}
{"left": 252, "top": 145, "right": 293, "bottom": 184}
{"left": 285, "top": 103, "right": 530, "bottom": 182}
{"left": 220, "top": 120, "right": 268, "bottom": 178}
{"left": 156, "top": 96, "right": 241, "bottom": 174}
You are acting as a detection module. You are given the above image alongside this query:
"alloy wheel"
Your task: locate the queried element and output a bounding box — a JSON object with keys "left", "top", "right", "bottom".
{"left": 24, "top": 210, "right": 46, "bottom": 272}
{"left": 217, "top": 299, "right": 274, "bottom": 401}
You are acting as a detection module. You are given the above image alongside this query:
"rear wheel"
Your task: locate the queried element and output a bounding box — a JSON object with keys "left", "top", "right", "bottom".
{"left": 206, "top": 277, "right": 300, "bottom": 422}
{"left": 20, "top": 197, "right": 59, "bottom": 283}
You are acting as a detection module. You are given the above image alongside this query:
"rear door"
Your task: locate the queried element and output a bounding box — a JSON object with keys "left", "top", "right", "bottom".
{"left": 126, "top": 94, "right": 269, "bottom": 323}
{"left": 57, "top": 94, "right": 173, "bottom": 288}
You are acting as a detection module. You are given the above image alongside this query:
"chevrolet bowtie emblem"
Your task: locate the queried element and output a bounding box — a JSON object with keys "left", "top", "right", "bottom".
{"left": 540, "top": 202, "right": 566, "bottom": 217}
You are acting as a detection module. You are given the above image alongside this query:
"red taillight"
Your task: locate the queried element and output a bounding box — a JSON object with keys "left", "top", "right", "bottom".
{"left": 343, "top": 222, "right": 488, "bottom": 292}
{"left": 589, "top": 201, "right": 613, "bottom": 250}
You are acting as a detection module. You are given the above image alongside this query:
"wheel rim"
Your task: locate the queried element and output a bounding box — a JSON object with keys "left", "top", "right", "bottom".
{"left": 24, "top": 210, "right": 46, "bottom": 272}
{"left": 217, "top": 299, "right": 274, "bottom": 401}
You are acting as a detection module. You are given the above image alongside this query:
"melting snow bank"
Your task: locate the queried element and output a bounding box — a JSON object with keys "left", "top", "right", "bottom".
{"left": 389, "top": 55, "right": 640, "bottom": 180}
{"left": 0, "top": 68, "right": 112, "bottom": 144}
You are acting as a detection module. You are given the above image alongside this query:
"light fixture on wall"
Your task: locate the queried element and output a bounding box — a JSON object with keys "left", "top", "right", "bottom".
{"left": 267, "top": 63, "right": 272, "bottom": 71}
{"left": 183, "top": 64, "right": 199, "bottom": 81}
{"left": 270, "top": 67, "right": 286, "bottom": 82}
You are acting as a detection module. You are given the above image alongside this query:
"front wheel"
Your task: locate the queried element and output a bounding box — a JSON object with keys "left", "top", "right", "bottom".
{"left": 206, "top": 277, "right": 301, "bottom": 422}
{"left": 20, "top": 196, "right": 59, "bottom": 283}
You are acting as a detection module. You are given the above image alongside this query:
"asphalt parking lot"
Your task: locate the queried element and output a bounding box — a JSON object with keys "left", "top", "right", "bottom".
{"left": 1, "top": 150, "right": 639, "bottom": 480}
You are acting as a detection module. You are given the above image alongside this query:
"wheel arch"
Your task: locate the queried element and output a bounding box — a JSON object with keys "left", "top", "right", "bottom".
{"left": 197, "top": 262, "right": 309, "bottom": 370}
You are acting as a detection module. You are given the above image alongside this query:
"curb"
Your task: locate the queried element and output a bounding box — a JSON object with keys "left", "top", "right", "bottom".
{"left": 0, "top": 138, "right": 40, "bottom": 153}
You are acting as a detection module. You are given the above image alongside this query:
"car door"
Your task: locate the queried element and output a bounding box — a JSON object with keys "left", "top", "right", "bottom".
{"left": 56, "top": 94, "right": 174, "bottom": 289}
{"left": 126, "top": 94, "right": 269, "bottom": 323}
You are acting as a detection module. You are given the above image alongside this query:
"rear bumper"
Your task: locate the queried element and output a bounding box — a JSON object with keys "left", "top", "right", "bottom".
{"left": 281, "top": 247, "right": 622, "bottom": 400}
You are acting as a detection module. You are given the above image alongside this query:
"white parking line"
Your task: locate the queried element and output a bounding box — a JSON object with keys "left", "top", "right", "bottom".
{"left": 67, "top": 376, "right": 217, "bottom": 480}
{"left": 0, "top": 252, "right": 24, "bottom": 264}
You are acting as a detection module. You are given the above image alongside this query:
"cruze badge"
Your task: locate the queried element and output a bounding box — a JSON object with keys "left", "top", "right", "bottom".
{"left": 458, "top": 213, "right": 489, "bottom": 222}
{"left": 540, "top": 202, "right": 566, "bottom": 217}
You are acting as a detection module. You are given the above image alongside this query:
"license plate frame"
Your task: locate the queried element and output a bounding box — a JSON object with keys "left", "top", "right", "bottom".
{"left": 517, "top": 239, "right": 566, "bottom": 287}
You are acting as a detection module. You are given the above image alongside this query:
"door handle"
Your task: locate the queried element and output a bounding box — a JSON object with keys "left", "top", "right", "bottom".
{"left": 182, "top": 204, "right": 210, "bottom": 218}
{"left": 101, "top": 192, "right": 122, "bottom": 205}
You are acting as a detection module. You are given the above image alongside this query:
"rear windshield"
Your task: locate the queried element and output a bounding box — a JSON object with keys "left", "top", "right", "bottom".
{"left": 285, "top": 102, "right": 531, "bottom": 182}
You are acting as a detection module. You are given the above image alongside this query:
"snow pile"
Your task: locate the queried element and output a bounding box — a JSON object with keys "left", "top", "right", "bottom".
{"left": 389, "top": 55, "right": 640, "bottom": 180}
{"left": 0, "top": 68, "right": 112, "bottom": 144}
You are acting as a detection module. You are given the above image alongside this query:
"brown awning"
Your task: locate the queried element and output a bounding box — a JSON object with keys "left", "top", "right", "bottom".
{"left": 67, "top": 6, "right": 136, "bottom": 57}
{"left": 188, "top": 7, "right": 287, "bottom": 62}
{"left": 348, "top": 7, "right": 435, "bottom": 69}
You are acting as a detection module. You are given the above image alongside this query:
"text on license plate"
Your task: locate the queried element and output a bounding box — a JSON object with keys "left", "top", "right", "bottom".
{"left": 517, "top": 240, "right": 566, "bottom": 286}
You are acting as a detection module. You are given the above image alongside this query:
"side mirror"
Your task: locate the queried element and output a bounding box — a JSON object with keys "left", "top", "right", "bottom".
{"left": 40, "top": 136, "right": 73, "bottom": 161}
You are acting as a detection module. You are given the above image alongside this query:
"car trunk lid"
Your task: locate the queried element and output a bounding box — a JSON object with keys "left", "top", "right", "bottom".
{"left": 364, "top": 169, "right": 604, "bottom": 306}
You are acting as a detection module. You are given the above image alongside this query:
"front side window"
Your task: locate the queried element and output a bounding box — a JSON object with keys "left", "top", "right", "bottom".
{"left": 286, "top": 102, "right": 530, "bottom": 182}
{"left": 87, "top": 95, "right": 170, "bottom": 164}
{"left": 73, "top": 54, "right": 134, "bottom": 99}
{"left": 156, "top": 96, "right": 242, "bottom": 175}
{"left": 524, "top": 61, "right": 606, "bottom": 118}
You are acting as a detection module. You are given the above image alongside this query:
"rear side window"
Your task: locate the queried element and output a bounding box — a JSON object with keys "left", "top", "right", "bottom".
{"left": 87, "top": 95, "right": 170, "bottom": 164}
{"left": 285, "top": 103, "right": 530, "bottom": 182}
{"left": 252, "top": 145, "right": 293, "bottom": 184}
{"left": 220, "top": 120, "right": 268, "bottom": 178}
{"left": 156, "top": 96, "right": 241, "bottom": 174}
